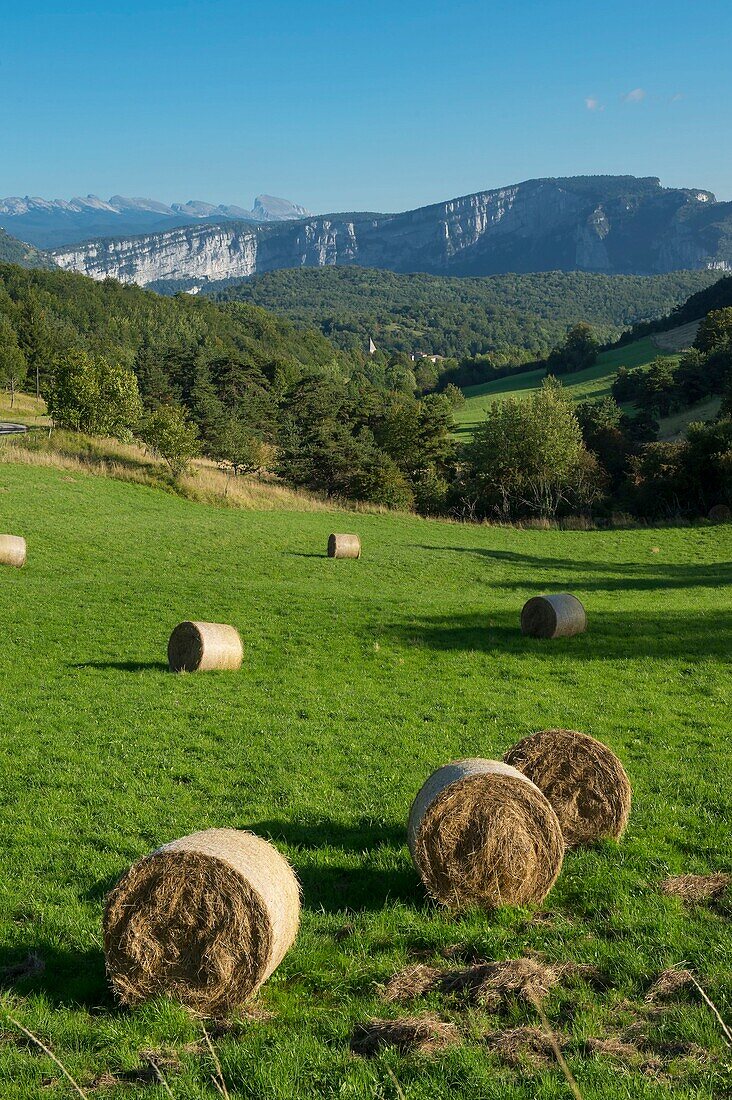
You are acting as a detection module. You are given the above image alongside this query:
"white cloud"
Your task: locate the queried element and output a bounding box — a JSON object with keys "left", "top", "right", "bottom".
{"left": 670, "top": 92, "right": 684, "bottom": 103}
{"left": 585, "top": 97, "right": 604, "bottom": 111}
{"left": 623, "top": 88, "right": 646, "bottom": 103}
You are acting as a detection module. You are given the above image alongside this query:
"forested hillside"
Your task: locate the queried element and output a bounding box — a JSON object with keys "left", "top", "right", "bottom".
{"left": 1, "top": 262, "right": 729, "bottom": 522}
{"left": 619, "top": 274, "right": 732, "bottom": 343}
{"left": 209, "top": 267, "right": 718, "bottom": 361}
{"left": 0, "top": 262, "right": 354, "bottom": 384}
{"left": 0, "top": 263, "right": 457, "bottom": 512}
{"left": 0, "top": 229, "right": 54, "bottom": 270}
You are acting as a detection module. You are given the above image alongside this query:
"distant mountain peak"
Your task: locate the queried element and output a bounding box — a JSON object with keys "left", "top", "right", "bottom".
{"left": 0, "top": 192, "right": 313, "bottom": 248}
{"left": 253, "top": 195, "right": 312, "bottom": 221}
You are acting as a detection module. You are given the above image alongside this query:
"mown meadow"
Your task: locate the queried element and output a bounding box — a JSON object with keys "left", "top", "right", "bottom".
{"left": 453, "top": 335, "right": 701, "bottom": 438}
{"left": 0, "top": 462, "right": 730, "bottom": 1099}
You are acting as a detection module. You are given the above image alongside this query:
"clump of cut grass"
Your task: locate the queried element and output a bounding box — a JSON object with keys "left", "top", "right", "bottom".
{"left": 382, "top": 957, "right": 561, "bottom": 1008}
{"left": 350, "top": 1015, "right": 460, "bottom": 1057}
{"left": 483, "top": 1025, "right": 562, "bottom": 1068}
{"left": 660, "top": 872, "right": 730, "bottom": 904}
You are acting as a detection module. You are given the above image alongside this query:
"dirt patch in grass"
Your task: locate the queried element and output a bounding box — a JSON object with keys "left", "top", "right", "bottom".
{"left": 351, "top": 1014, "right": 460, "bottom": 1057}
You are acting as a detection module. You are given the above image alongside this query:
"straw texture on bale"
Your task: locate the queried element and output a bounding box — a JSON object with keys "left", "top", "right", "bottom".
{"left": 708, "top": 504, "right": 731, "bottom": 522}
{"left": 0, "top": 534, "right": 26, "bottom": 568}
{"left": 521, "top": 593, "right": 586, "bottom": 638}
{"left": 327, "top": 533, "right": 361, "bottom": 559}
{"left": 167, "top": 621, "right": 242, "bottom": 672}
{"left": 504, "top": 729, "right": 631, "bottom": 847}
{"left": 103, "top": 828, "right": 300, "bottom": 1015}
{"left": 407, "top": 759, "right": 564, "bottom": 910}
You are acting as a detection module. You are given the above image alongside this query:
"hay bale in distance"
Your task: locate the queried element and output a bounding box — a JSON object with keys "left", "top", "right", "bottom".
{"left": 104, "top": 828, "right": 300, "bottom": 1015}
{"left": 504, "top": 729, "right": 631, "bottom": 847}
{"left": 708, "top": 504, "right": 731, "bottom": 523}
{"left": 327, "top": 533, "right": 361, "bottom": 559}
{"left": 167, "top": 621, "right": 242, "bottom": 672}
{"left": 0, "top": 534, "right": 26, "bottom": 568}
{"left": 407, "top": 759, "right": 564, "bottom": 910}
{"left": 521, "top": 593, "right": 586, "bottom": 638}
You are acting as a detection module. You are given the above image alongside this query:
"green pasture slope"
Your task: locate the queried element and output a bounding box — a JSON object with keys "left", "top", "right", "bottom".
{"left": 454, "top": 336, "right": 673, "bottom": 435}
{"left": 0, "top": 464, "right": 730, "bottom": 1099}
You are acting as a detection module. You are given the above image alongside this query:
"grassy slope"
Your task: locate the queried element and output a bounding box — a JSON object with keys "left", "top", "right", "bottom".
{"left": 0, "top": 392, "right": 49, "bottom": 426}
{"left": 0, "top": 464, "right": 730, "bottom": 1098}
{"left": 454, "top": 335, "right": 699, "bottom": 437}
{"left": 454, "top": 337, "right": 662, "bottom": 434}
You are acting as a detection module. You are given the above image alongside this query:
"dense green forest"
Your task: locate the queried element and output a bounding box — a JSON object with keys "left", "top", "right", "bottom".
{"left": 0, "top": 263, "right": 355, "bottom": 383}
{"left": 208, "top": 266, "right": 718, "bottom": 361}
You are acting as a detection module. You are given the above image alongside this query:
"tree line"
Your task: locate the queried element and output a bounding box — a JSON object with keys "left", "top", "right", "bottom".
{"left": 0, "top": 263, "right": 729, "bottom": 521}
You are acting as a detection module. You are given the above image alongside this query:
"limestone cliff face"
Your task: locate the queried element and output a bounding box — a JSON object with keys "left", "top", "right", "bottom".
{"left": 55, "top": 224, "right": 261, "bottom": 284}
{"left": 52, "top": 177, "right": 732, "bottom": 287}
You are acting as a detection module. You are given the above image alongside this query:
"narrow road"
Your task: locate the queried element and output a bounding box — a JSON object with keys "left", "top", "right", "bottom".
{"left": 0, "top": 422, "right": 28, "bottom": 435}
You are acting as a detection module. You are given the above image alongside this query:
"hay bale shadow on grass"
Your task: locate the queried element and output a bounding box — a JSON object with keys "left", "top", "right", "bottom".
{"left": 0, "top": 943, "right": 107, "bottom": 1009}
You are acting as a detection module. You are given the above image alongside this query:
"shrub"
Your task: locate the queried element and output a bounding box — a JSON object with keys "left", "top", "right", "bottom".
{"left": 44, "top": 350, "right": 143, "bottom": 439}
{"left": 140, "top": 403, "right": 200, "bottom": 476}
{"left": 465, "top": 378, "right": 604, "bottom": 518}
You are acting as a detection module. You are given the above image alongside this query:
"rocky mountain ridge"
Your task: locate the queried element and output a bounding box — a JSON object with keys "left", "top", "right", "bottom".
{"left": 50, "top": 177, "right": 732, "bottom": 288}
{"left": 0, "top": 193, "right": 312, "bottom": 248}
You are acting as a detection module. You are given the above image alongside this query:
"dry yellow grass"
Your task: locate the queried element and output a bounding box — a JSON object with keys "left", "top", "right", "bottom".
{"left": 0, "top": 391, "right": 50, "bottom": 425}
{"left": 0, "top": 429, "right": 395, "bottom": 514}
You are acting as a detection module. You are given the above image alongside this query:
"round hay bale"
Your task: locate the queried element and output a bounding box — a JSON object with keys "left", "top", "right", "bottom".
{"left": 407, "top": 759, "right": 564, "bottom": 910}
{"left": 504, "top": 729, "right": 631, "bottom": 847}
{"left": 0, "top": 534, "right": 26, "bottom": 568}
{"left": 167, "top": 621, "right": 242, "bottom": 672}
{"left": 327, "top": 533, "right": 361, "bottom": 559}
{"left": 521, "top": 593, "right": 586, "bottom": 638}
{"left": 708, "top": 504, "right": 731, "bottom": 523}
{"left": 103, "top": 828, "right": 300, "bottom": 1015}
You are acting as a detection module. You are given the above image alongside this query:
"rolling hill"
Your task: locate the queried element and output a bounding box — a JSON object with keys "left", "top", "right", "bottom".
{"left": 455, "top": 271, "right": 732, "bottom": 437}
{"left": 454, "top": 331, "right": 708, "bottom": 438}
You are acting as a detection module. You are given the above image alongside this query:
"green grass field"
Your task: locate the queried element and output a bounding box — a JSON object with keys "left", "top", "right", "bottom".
{"left": 454, "top": 337, "right": 679, "bottom": 436}
{"left": 0, "top": 463, "right": 730, "bottom": 1099}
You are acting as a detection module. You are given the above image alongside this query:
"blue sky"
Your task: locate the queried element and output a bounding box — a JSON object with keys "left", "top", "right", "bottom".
{"left": 2, "top": 0, "right": 731, "bottom": 211}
